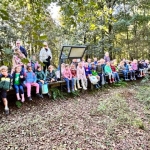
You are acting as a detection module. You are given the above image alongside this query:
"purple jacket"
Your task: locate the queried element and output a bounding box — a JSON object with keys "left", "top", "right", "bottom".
{"left": 104, "top": 56, "right": 110, "bottom": 62}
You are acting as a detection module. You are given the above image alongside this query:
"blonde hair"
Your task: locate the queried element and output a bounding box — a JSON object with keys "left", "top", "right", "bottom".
{"left": 0, "top": 66, "right": 8, "bottom": 72}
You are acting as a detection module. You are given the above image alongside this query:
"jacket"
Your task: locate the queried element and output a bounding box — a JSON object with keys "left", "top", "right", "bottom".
{"left": 35, "top": 71, "right": 45, "bottom": 82}
{"left": 104, "top": 65, "right": 112, "bottom": 74}
{"left": 84, "top": 67, "right": 92, "bottom": 76}
{"left": 0, "top": 74, "right": 12, "bottom": 90}
{"left": 20, "top": 46, "right": 27, "bottom": 57}
{"left": 96, "top": 65, "right": 104, "bottom": 74}
{"left": 110, "top": 65, "right": 116, "bottom": 72}
{"left": 46, "top": 70, "right": 57, "bottom": 81}
{"left": 24, "top": 71, "right": 36, "bottom": 83}
{"left": 70, "top": 69, "right": 77, "bottom": 78}
{"left": 39, "top": 47, "right": 52, "bottom": 62}
{"left": 62, "top": 69, "right": 72, "bottom": 79}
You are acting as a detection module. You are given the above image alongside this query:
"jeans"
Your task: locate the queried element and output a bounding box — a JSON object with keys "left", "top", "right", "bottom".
{"left": 64, "top": 78, "right": 74, "bottom": 90}
{"left": 122, "top": 70, "right": 128, "bottom": 79}
{"left": 113, "top": 72, "right": 120, "bottom": 81}
{"left": 13, "top": 84, "right": 24, "bottom": 94}
{"left": 98, "top": 73, "right": 105, "bottom": 85}
{"left": 129, "top": 70, "right": 135, "bottom": 78}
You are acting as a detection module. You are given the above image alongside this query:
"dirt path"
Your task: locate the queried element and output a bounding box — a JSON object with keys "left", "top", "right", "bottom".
{"left": 0, "top": 84, "right": 149, "bottom": 150}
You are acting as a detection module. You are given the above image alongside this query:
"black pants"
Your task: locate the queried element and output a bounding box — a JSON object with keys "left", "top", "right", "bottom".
{"left": 43, "top": 61, "right": 50, "bottom": 73}
{"left": 0, "top": 89, "right": 7, "bottom": 98}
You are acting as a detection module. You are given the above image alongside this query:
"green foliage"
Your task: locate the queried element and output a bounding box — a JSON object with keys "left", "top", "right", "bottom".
{"left": 15, "top": 101, "right": 22, "bottom": 108}
{"left": 112, "top": 80, "right": 128, "bottom": 87}
{"left": 50, "top": 88, "right": 65, "bottom": 100}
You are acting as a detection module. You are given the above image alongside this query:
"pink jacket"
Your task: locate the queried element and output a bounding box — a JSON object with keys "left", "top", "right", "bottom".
{"left": 131, "top": 63, "right": 138, "bottom": 71}
{"left": 77, "top": 66, "right": 86, "bottom": 80}
{"left": 63, "top": 69, "right": 72, "bottom": 79}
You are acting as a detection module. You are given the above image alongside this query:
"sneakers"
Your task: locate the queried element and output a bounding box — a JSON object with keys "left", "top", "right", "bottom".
{"left": 36, "top": 93, "right": 43, "bottom": 98}
{"left": 28, "top": 97, "right": 32, "bottom": 101}
{"left": 67, "top": 89, "right": 71, "bottom": 93}
{"left": 4, "top": 108, "right": 9, "bottom": 115}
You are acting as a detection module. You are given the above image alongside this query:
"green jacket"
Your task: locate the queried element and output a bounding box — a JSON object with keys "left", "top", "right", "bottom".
{"left": 35, "top": 71, "right": 45, "bottom": 82}
{"left": 104, "top": 65, "right": 112, "bottom": 74}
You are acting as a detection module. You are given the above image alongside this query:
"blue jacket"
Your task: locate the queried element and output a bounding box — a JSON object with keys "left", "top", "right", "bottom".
{"left": 84, "top": 67, "right": 92, "bottom": 76}
{"left": 24, "top": 71, "right": 36, "bottom": 83}
{"left": 20, "top": 46, "right": 27, "bottom": 57}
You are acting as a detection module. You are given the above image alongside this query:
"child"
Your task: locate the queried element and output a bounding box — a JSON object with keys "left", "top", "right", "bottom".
{"left": 12, "top": 65, "right": 25, "bottom": 102}
{"left": 77, "top": 62, "right": 87, "bottom": 90}
{"left": 12, "top": 47, "right": 25, "bottom": 74}
{"left": 118, "top": 61, "right": 129, "bottom": 80}
{"left": 91, "top": 63, "right": 100, "bottom": 88}
{"left": 110, "top": 61, "right": 120, "bottom": 82}
{"left": 93, "top": 57, "right": 98, "bottom": 65}
{"left": 62, "top": 64, "right": 74, "bottom": 93}
{"left": 46, "top": 65, "right": 57, "bottom": 82}
{"left": 24, "top": 66, "right": 43, "bottom": 100}
{"left": 138, "top": 60, "right": 145, "bottom": 77}
{"left": 128, "top": 61, "right": 136, "bottom": 80}
{"left": 104, "top": 52, "right": 110, "bottom": 62}
{"left": 81, "top": 58, "right": 85, "bottom": 67}
{"left": 104, "top": 62, "right": 114, "bottom": 83}
{"left": 87, "top": 58, "right": 92, "bottom": 68}
{"left": 84, "top": 62, "right": 92, "bottom": 78}
{"left": 96, "top": 60, "right": 106, "bottom": 86}
{"left": 131, "top": 59, "right": 138, "bottom": 78}
{"left": 35, "top": 65, "right": 49, "bottom": 98}
{"left": 28, "top": 55, "right": 39, "bottom": 72}
{"left": 0, "top": 66, "right": 12, "bottom": 115}
{"left": 70, "top": 64, "right": 78, "bottom": 91}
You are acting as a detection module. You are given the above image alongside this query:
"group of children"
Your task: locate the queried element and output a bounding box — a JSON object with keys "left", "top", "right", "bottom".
{"left": 61, "top": 53, "right": 149, "bottom": 93}
{"left": 0, "top": 49, "right": 149, "bottom": 115}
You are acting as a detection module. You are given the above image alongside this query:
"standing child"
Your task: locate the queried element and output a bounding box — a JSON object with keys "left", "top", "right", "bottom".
{"left": 28, "top": 55, "right": 39, "bottom": 72}
{"left": 138, "top": 60, "right": 145, "bottom": 77}
{"left": 12, "top": 65, "right": 25, "bottom": 102}
{"left": 104, "top": 52, "right": 110, "bottom": 62}
{"left": 77, "top": 62, "right": 87, "bottom": 90}
{"left": 63, "top": 64, "right": 74, "bottom": 93}
{"left": 0, "top": 66, "right": 12, "bottom": 115}
{"left": 104, "top": 62, "right": 114, "bottom": 83}
{"left": 24, "top": 66, "right": 43, "bottom": 100}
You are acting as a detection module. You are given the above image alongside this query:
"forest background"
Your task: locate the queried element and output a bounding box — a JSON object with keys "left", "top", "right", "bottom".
{"left": 0, "top": 0, "right": 150, "bottom": 67}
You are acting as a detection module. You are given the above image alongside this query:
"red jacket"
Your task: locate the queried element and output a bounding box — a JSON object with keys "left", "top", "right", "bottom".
{"left": 110, "top": 65, "right": 116, "bottom": 72}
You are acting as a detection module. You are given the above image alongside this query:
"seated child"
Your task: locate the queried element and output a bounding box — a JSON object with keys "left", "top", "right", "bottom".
{"left": 128, "top": 61, "right": 136, "bottom": 80}
{"left": 138, "top": 60, "right": 145, "bottom": 77}
{"left": 70, "top": 64, "right": 78, "bottom": 91}
{"left": 93, "top": 57, "right": 98, "bottom": 65}
{"left": 24, "top": 66, "right": 43, "bottom": 100}
{"left": 77, "top": 62, "right": 87, "bottom": 90}
{"left": 35, "top": 65, "right": 50, "bottom": 98}
{"left": 110, "top": 61, "right": 120, "bottom": 82}
{"left": 12, "top": 65, "right": 25, "bottom": 102}
{"left": 104, "top": 62, "right": 114, "bottom": 83}
{"left": 84, "top": 62, "right": 92, "bottom": 78}
{"left": 91, "top": 63, "right": 100, "bottom": 88}
{"left": 131, "top": 59, "right": 138, "bottom": 78}
{"left": 143, "top": 60, "right": 148, "bottom": 74}
{"left": 62, "top": 64, "right": 74, "bottom": 93}
{"left": 0, "top": 66, "right": 12, "bottom": 115}
{"left": 87, "top": 58, "right": 92, "bottom": 68}
{"left": 46, "top": 65, "right": 57, "bottom": 82}
{"left": 96, "top": 60, "right": 106, "bottom": 85}
{"left": 118, "top": 61, "right": 129, "bottom": 80}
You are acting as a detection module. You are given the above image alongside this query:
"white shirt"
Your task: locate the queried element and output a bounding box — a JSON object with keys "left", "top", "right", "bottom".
{"left": 39, "top": 47, "right": 52, "bottom": 62}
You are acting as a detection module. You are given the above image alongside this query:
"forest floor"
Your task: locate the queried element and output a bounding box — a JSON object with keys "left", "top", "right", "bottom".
{"left": 0, "top": 81, "right": 150, "bottom": 150}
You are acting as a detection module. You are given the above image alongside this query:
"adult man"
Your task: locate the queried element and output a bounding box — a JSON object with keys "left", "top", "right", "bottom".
{"left": 16, "top": 40, "right": 27, "bottom": 57}
{"left": 39, "top": 42, "right": 52, "bottom": 72}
